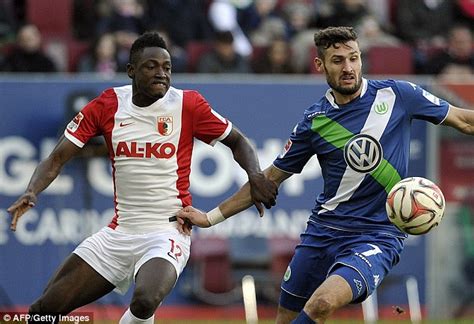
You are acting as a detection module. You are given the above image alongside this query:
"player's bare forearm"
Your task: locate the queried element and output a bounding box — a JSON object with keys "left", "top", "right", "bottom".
{"left": 176, "top": 166, "right": 290, "bottom": 233}
{"left": 219, "top": 182, "right": 254, "bottom": 217}
{"left": 219, "top": 165, "right": 290, "bottom": 218}
{"left": 25, "top": 156, "right": 64, "bottom": 195}
{"left": 443, "top": 105, "right": 474, "bottom": 135}
{"left": 7, "top": 137, "right": 81, "bottom": 231}
{"left": 7, "top": 156, "right": 65, "bottom": 231}
{"left": 222, "top": 127, "right": 261, "bottom": 176}
{"left": 176, "top": 186, "right": 254, "bottom": 232}
{"left": 222, "top": 127, "right": 278, "bottom": 210}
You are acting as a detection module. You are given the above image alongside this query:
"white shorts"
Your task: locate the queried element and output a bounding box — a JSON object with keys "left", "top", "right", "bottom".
{"left": 73, "top": 226, "right": 191, "bottom": 295}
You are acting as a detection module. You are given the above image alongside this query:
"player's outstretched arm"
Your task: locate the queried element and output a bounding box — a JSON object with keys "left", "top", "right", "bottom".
{"left": 177, "top": 166, "right": 291, "bottom": 235}
{"left": 7, "top": 136, "right": 81, "bottom": 231}
{"left": 442, "top": 105, "right": 474, "bottom": 135}
{"left": 221, "top": 127, "right": 278, "bottom": 215}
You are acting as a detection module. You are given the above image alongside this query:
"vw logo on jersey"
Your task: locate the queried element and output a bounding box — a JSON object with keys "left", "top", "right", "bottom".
{"left": 344, "top": 134, "right": 383, "bottom": 173}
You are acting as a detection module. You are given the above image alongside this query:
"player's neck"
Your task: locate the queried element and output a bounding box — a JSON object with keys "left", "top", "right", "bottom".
{"left": 332, "top": 88, "right": 362, "bottom": 106}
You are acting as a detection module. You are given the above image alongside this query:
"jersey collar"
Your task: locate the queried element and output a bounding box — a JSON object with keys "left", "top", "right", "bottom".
{"left": 325, "top": 78, "right": 368, "bottom": 109}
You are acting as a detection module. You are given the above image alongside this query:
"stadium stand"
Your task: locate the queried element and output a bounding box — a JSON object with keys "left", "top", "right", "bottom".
{"left": 185, "top": 41, "right": 212, "bottom": 73}
{"left": 367, "top": 45, "right": 414, "bottom": 75}
{"left": 26, "top": 0, "right": 72, "bottom": 39}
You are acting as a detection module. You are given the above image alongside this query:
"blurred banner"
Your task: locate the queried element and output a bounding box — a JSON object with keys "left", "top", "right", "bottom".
{"left": 0, "top": 76, "right": 429, "bottom": 308}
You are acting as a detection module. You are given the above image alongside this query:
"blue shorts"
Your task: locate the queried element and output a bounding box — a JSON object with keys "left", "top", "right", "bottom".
{"left": 280, "top": 221, "right": 404, "bottom": 312}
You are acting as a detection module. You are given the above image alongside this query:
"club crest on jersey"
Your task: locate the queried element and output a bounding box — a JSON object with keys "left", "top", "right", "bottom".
{"left": 66, "top": 112, "right": 84, "bottom": 133}
{"left": 157, "top": 117, "right": 173, "bottom": 136}
{"left": 374, "top": 102, "right": 389, "bottom": 115}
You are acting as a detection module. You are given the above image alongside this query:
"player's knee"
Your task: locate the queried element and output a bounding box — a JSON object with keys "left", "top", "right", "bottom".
{"left": 28, "top": 300, "right": 60, "bottom": 324}
{"left": 130, "top": 289, "right": 164, "bottom": 319}
{"left": 305, "top": 295, "right": 335, "bottom": 318}
{"left": 30, "top": 294, "right": 74, "bottom": 316}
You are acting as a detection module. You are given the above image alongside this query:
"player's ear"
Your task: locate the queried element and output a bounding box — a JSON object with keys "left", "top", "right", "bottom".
{"left": 127, "top": 63, "right": 135, "bottom": 79}
{"left": 315, "top": 57, "right": 324, "bottom": 73}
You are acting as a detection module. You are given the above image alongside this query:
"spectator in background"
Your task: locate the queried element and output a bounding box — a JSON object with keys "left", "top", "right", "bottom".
{"left": 1, "top": 24, "right": 57, "bottom": 72}
{"left": 96, "top": 0, "right": 145, "bottom": 72}
{"left": 0, "top": 0, "right": 17, "bottom": 44}
{"left": 144, "top": 0, "right": 212, "bottom": 48}
{"left": 357, "top": 15, "right": 401, "bottom": 52}
{"left": 395, "top": 0, "right": 455, "bottom": 72}
{"left": 96, "top": 0, "right": 146, "bottom": 36}
{"left": 365, "top": 0, "right": 394, "bottom": 32}
{"left": 281, "top": 0, "right": 315, "bottom": 39}
{"left": 197, "top": 30, "right": 250, "bottom": 74}
{"left": 77, "top": 33, "right": 119, "bottom": 77}
{"left": 250, "top": 17, "right": 287, "bottom": 48}
{"left": 316, "top": 0, "right": 369, "bottom": 30}
{"left": 208, "top": 0, "right": 253, "bottom": 58}
{"left": 238, "top": 0, "right": 280, "bottom": 37}
{"left": 252, "top": 37, "right": 296, "bottom": 74}
{"left": 356, "top": 15, "right": 402, "bottom": 73}
{"left": 290, "top": 28, "right": 319, "bottom": 73}
{"left": 153, "top": 28, "right": 188, "bottom": 73}
{"left": 242, "top": 0, "right": 288, "bottom": 48}
{"left": 424, "top": 24, "right": 474, "bottom": 81}
{"left": 396, "top": 0, "right": 454, "bottom": 45}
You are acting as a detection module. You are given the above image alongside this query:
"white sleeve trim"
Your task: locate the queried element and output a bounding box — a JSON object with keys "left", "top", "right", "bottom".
{"left": 272, "top": 162, "right": 297, "bottom": 175}
{"left": 209, "top": 121, "right": 233, "bottom": 146}
{"left": 64, "top": 130, "right": 85, "bottom": 148}
{"left": 437, "top": 104, "right": 451, "bottom": 125}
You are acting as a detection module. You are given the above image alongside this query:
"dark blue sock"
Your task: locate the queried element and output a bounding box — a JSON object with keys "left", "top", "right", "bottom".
{"left": 291, "top": 310, "right": 316, "bottom": 324}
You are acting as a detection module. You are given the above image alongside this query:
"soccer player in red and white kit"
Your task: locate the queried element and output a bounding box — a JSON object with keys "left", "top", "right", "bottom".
{"left": 7, "top": 32, "right": 278, "bottom": 324}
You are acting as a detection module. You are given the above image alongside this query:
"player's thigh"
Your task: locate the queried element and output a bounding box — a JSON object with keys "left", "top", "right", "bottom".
{"left": 134, "top": 257, "right": 177, "bottom": 299}
{"left": 133, "top": 227, "right": 190, "bottom": 300}
{"left": 36, "top": 254, "right": 115, "bottom": 312}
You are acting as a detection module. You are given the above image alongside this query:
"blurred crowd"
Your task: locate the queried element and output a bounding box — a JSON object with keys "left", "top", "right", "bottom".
{"left": 0, "top": 0, "right": 473, "bottom": 79}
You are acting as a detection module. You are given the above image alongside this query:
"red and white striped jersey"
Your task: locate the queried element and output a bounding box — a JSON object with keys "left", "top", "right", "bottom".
{"left": 65, "top": 85, "right": 232, "bottom": 233}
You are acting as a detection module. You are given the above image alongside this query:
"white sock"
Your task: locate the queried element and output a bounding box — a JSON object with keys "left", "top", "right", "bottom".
{"left": 119, "top": 308, "right": 155, "bottom": 324}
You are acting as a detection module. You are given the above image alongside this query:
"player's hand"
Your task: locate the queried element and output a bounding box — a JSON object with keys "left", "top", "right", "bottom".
{"left": 248, "top": 172, "right": 278, "bottom": 216}
{"left": 7, "top": 192, "right": 37, "bottom": 231}
{"left": 176, "top": 206, "right": 211, "bottom": 232}
{"left": 176, "top": 217, "right": 194, "bottom": 236}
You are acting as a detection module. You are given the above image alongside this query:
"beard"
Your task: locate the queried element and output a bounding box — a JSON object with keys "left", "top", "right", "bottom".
{"left": 326, "top": 73, "right": 362, "bottom": 96}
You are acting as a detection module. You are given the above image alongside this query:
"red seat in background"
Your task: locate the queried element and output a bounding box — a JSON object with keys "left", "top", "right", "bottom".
{"left": 185, "top": 41, "right": 212, "bottom": 73}
{"left": 367, "top": 45, "right": 414, "bottom": 75}
{"left": 27, "top": 0, "right": 72, "bottom": 39}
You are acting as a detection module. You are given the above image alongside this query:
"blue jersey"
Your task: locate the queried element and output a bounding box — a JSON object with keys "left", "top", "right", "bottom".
{"left": 273, "top": 79, "right": 450, "bottom": 237}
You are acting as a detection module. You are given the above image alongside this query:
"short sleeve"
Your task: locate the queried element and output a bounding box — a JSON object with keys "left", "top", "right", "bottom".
{"left": 64, "top": 89, "right": 116, "bottom": 147}
{"left": 273, "top": 119, "right": 315, "bottom": 174}
{"left": 185, "top": 90, "right": 232, "bottom": 145}
{"left": 395, "top": 80, "right": 450, "bottom": 124}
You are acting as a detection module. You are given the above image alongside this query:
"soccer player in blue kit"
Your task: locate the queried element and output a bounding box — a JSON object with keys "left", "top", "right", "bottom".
{"left": 176, "top": 26, "right": 474, "bottom": 323}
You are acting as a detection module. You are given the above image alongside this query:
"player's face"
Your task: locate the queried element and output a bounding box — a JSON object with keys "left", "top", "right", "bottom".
{"left": 128, "top": 47, "right": 171, "bottom": 106}
{"left": 317, "top": 41, "right": 362, "bottom": 98}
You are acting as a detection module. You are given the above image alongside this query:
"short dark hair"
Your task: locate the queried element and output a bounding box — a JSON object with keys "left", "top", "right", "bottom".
{"left": 313, "top": 27, "right": 358, "bottom": 59}
{"left": 129, "top": 32, "right": 168, "bottom": 64}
